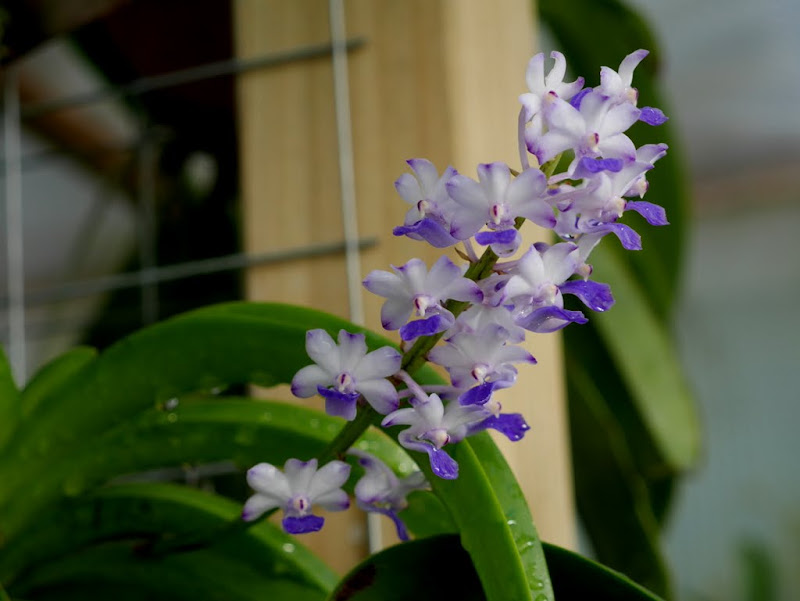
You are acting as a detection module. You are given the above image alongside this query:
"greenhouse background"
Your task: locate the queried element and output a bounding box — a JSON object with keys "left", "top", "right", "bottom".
{"left": 1, "top": 1, "right": 798, "bottom": 599}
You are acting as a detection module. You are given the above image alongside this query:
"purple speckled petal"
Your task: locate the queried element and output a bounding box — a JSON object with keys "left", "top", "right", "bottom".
{"left": 337, "top": 330, "right": 367, "bottom": 369}
{"left": 356, "top": 379, "right": 399, "bottom": 415}
{"left": 475, "top": 228, "right": 518, "bottom": 246}
{"left": 282, "top": 514, "right": 325, "bottom": 534}
{"left": 309, "top": 460, "right": 352, "bottom": 497}
{"left": 639, "top": 106, "right": 668, "bottom": 126}
{"left": 394, "top": 172, "right": 423, "bottom": 205}
{"left": 319, "top": 387, "right": 360, "bottom": 421}
{"left": 471, "top": 413, "right": 531, "bottom": 441}
{"left": 380, "top": 298, "right": 412, "bottom": 331}
{"left": 313, "top": 489, "right": 350, "bottom": 512}
{"left": 304, "top": 329, "right": 338, "bottom": 374}
{"left": 400, "top": 314, "right": 448, "bottom": 341}
{"left": 458, "top": 382, "right": 495, "bottom": 406}
{"left": 626, "top": 201, "right": 669, "bottom": 226}
{"left": 362, "top": 269, "right": 405, "bottom": 298}
{"left": 393, "top": 219, "right": 459, "bottom": 248}
{"left": 241, "top": 494, "right": 281, "bottom": 521}
{"left": 559, "top": 280, "right": 615, "bottom": 312}
{"left": 517, "top": 306, "right": 588, "bottom": 333}
{"left": 356, "top": 346, "right": 402, "bottom": 379}
{"left": 291, "top": 364, "right": 331, "bottom": 398}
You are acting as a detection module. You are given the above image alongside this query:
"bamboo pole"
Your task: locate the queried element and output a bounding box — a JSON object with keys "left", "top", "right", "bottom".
{"left": 234, "top": 0, "right": 575, "bottom": 573}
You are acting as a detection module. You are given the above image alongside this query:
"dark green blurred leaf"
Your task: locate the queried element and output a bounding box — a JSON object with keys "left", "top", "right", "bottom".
{"left": 11, "top": 542, "right": 326, "bottom": 601}
{"left": 18, "top": 346, "right": 96, "bottom": 421}
{"left": 328, "top": 535, "right": 484, "bottom": 601}
{"left": 0, "top": 398, "right": 426, "bottom": 551}
{"left": 568, "top": 358, "right": 672, "bottom": 597}
{"left": 590, "top": 246, "right": 700, "bottom": 470}
{"left": 3, "top": 482, "right": 336, "bottom": 594}
{"left": 329, "top": 534, "right": 665, "bottom": 601}
{"left": 407, "top": 434, "right": 553, "bottom": 601}
{"left": 544, "top": 541, "right": 665, "bottom": 600}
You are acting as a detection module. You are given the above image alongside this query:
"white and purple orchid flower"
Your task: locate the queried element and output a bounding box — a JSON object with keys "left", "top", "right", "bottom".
{"left": 350, "top": 449, "right": 429, "bottom": 541}
{"left": 242, "top": 458, "right": 350, "bottom": 534}
{"left": 446, "top": 162, "right": 555, "bottom": 256}
{"left": 363, "top": 256, "right": 482, "bottom": 341}
{"left": 291, "top": 329, "right": 401, "bottom": 420}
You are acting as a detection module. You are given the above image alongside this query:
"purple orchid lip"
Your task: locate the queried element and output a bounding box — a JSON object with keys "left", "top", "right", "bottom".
{"left": 282, "top": 515, "right": 325, "bottom": 534}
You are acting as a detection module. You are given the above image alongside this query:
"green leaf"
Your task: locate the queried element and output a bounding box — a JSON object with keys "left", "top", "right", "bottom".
{"left": 567, "top": 358, "right": 672, "bottom": 597}
{"left": 328, "top": 534, "right": 485, "bottom": 601}
{"left": 2, "top": 482, "right": 336, "bottom": 594}
{"left": 18, "top": 346, "right": 96, "bottom": 421}
{"left": 10, "top": 542, "right": 327, "bottom": 601}
{"left": 407, "top": 433, "right": 553, "bottom": 601}
{"left": 0, "top": 303, "right": 440, "bottom": 511}
{"left": 0, "top": 347, "right": 19, "bottom": 451}
{"left": 0, "top": 398, "right": 426, "bottom": 549}
{"left": 544, "top": 541, "right": 666, "bottom": 601}
{"left": 589, "top": 247, "right": 700, "bottom": 470}
{"left": 328, "top": 534, "right": 665, "bottom": 601}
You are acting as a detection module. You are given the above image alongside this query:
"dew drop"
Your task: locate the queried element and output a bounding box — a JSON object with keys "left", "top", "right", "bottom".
{"left": 506, "top": 519, "right": 517, "bottom": 527}
{"left": 534, "top": 594, "right": 548, "bottom": 601}
{"left": 282, "top": 542, "right": 296, "bottom": 553}
{"left": 164, "top": 398, "right": 179, "bottom": 411}
{"left": 533, "top": 578, "right": 545, "bottom": 590}
{"left": 166, "top": 412, "right": 179, "bottom": 423}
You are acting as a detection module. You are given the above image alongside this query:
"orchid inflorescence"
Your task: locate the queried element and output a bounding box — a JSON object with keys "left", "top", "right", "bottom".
{"left": 243, "top": 49, "right": 669, "bottom": 538}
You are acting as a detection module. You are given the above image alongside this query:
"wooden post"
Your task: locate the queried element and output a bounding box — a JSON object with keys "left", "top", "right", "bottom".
{"left": 234, "top": 0, "right": 576, "bottom": 573}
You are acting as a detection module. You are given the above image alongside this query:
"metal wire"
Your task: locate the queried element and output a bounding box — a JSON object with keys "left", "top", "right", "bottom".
{"left": 328, "top": 0, "right": 382, "bottom": 554}
{"left": 22, "top": 38, "right": 367, "bottom": 119}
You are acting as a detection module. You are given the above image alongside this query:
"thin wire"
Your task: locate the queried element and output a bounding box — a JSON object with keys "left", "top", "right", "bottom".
{"left": 22, "top": 38, "right": 367, "bottom": 119}
{"left": 12, "top": 237, "right": 378, "bottom": 307}
{"left": 328, "top": 0, "right": 381, "bottom": 553}
{"left": 3, "top": 66, "right": 27, "bottom": 383}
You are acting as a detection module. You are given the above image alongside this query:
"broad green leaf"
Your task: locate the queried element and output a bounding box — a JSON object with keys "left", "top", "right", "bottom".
{"left": 0, "top": 347, "right": 19, "bottom": 451}
{"left": 0, "top": 398, "right": 436, "bottom": 549}
{"left": 567, "top": 358, "right": 672, "bottom": 598}
{"left": 328, "top": 534, "right": 484, "bottom": 601}
{"left": 543, "top": 541, "right": 665, "bottom": 601}
{"left": 407, "top": 434, "right": 553, "bottom": 601}
{"left": 0, "top": 303, "right": 440, "bottom": 508}
{"left": 18, "top": 346, "right": 96, "bottom": 420}
{"left": 329, "top": 534, "right": 664, "bottom": 601}
{"left": 1, "top": 482, "right": 336, "bottom": 594}
{"left": 589, "top": 247, "right": 700, "bottom": 470}
{"left": 10, "top": 542, "right": 326, "bottom": 601}
{"left": 538, "top": 0, "right": 690, "bottom": 318}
